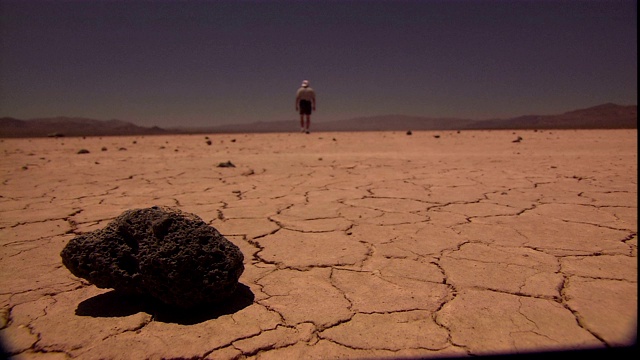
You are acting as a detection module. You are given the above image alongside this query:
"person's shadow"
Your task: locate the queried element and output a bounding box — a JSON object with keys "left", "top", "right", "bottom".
{"left": 75, "top": 283, "right": 254, "bottom": 325}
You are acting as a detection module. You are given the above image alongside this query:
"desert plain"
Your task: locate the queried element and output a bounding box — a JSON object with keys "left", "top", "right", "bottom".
{"left": 0, "top": 129, "right": 637, "bottom": 359}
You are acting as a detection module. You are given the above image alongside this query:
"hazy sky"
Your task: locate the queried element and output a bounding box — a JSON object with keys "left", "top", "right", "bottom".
{"left": 1, "top": 0, "right": 637, "bottom": 128}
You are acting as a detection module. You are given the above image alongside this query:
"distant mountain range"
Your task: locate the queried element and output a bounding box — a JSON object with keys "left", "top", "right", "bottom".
{"left": 0, "top": 117, "right": 168, "bottom": 138}
{"left": 200, "top": 103, "right": 637, "bottom": 133}
{"left": 0, "top": 103, "right": 636, "bottom": 138}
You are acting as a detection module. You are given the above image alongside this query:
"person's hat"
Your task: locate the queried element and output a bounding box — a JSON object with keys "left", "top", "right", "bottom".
{"left": 301, "top": 80, "right": 309, "bottom": 87}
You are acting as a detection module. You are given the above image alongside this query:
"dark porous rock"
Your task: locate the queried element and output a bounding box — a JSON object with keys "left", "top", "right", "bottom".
{"left": 60, "top": 206, "right": 244, "bottom": 308}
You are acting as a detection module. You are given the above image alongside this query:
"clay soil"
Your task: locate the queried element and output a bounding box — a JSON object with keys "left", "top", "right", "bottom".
{"left": 1, "top": 129, "right": 637, "bottom": 359}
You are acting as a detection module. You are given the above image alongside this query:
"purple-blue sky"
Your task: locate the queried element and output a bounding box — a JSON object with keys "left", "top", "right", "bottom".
{"left": 1, "top": 0, "right": 637, "bottom": 128}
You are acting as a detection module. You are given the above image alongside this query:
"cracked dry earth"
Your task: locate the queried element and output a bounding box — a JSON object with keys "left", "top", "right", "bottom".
{"left": 0, "top": 129, "right": 637, "bottom": 360}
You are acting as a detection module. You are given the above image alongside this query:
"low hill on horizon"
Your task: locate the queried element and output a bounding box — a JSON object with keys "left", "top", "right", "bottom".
{"left": 0, "top": 116, "right": 168, "bottom": 138}
{"left": 0, "top": 103, "right": 636, "bottom": 138}
{"left": 470, "top": 103, "right": 638, "bottom": 130}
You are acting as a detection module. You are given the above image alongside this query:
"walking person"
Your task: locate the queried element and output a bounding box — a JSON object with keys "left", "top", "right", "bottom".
{"left": 295, "top": 80, "right": 316, "bottom": 134}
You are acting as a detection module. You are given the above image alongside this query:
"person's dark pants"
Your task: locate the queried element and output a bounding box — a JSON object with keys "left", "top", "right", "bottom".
{"left": 299, "top": 100, "right": 312, "bottom": 115}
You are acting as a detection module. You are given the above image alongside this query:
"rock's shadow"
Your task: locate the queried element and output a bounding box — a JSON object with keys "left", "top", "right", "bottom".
{"left": 76, "top": 283, "right": 254, "bottom": 325}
